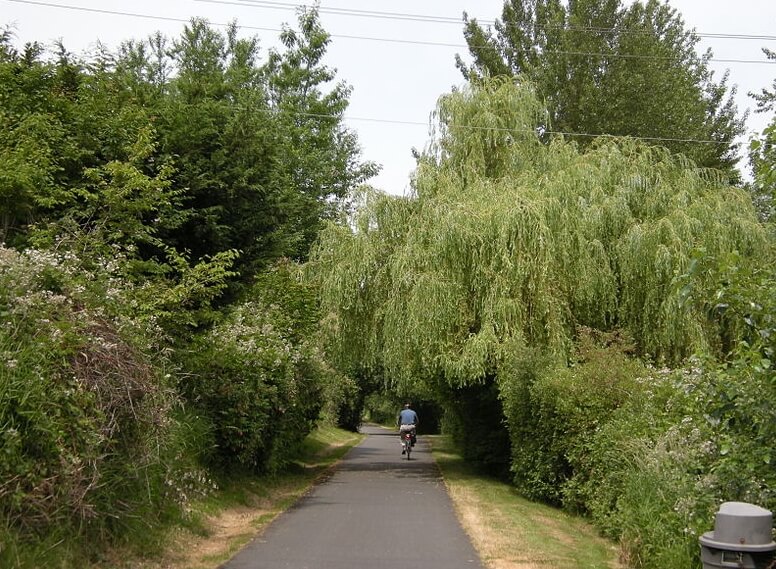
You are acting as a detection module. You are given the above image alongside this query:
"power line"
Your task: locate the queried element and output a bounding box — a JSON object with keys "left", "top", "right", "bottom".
{"left": 200, "top": 0, "right": 776, "bottom": 42}
{"left": 4, "top": 0, "right": 283, "bottom": 34}
{"left": 203, "top": 0, "right": 467, "bottom": 25}
{"left": 297, "top": 112, "right": 732, "bottom": 145}
{"left": 6, "top": 0, "right": 776, "bottom": 66}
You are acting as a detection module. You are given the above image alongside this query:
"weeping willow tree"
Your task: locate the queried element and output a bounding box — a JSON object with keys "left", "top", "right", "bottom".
{"left": 308, "top": 77, "right": 767, "bottom": 398}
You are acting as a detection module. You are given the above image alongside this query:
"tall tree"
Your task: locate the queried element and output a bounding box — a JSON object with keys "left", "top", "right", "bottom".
{"left": 311, "top": 77, "right": 766, "bottom": 391}
{"left": 1, "top": 12, "right": 377, "bottom": 289}
{"left": 456, "top": 0, "right": 745, "bottom": 176}
{"left": 151, "top": 11, "right": 377, "bottom": 275}
{"left": 152, "top": 19, "right": 284, "bottom": 270}
{"left": 0, "top": 30, "right": 174, "bottom": 251}
{"left": 749, "top": 48, "right": 776, "bottom": 222}
{"left": 263, "top": 6, "right": 380, "bottom": 258}
{"left": 0, "top": 34, "right": 84, "bottom": 245}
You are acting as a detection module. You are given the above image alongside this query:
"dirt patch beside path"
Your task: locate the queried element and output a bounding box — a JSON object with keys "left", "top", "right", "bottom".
{"left": 99, "top": 427, "right": 365, "bottom": 569}
{"left": 114, "top": 492, "right": 289, "bottom": 569}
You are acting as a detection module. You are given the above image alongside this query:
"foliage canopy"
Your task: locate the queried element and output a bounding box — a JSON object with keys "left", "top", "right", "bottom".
{"left": 749, "top": 48, "right": 776, "bottom": 222}
{"left": 310, "top": 77, "right": 766, "bottom": 389}
{"left": 0, "top": 10, "right": 377, "bottom": 285}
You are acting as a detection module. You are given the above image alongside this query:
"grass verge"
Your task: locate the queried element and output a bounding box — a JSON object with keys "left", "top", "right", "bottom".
{"left": 431, "top": 435, "right": 623, "bottom": 569}
{"left": 95, "top": 424, "right": 364, "bottom": 569}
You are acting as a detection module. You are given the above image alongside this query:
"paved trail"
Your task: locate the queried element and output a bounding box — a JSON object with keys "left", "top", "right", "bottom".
{"left": 222, "top": 425, "right": 484, "bottom": 569}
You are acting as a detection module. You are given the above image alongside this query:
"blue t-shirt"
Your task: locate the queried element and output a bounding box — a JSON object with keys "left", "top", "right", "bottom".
{"left": 398, "top": 408, "right": 418, "bottom": 426}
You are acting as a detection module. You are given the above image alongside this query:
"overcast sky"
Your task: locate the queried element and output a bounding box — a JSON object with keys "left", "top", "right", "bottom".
{"left": 3, "top": 0, "right": 776, "bottom": 195}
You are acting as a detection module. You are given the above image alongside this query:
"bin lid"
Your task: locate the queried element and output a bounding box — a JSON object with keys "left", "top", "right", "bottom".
{"left": 700, "top": 532, "right": 776, "bottom": 553}
{"left": 699, "top": 502, "right": 776, "bottom": 553}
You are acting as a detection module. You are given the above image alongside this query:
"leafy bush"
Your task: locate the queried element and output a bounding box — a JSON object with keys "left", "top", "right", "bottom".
{"left": 497, "top": 312, "right": 775, "bottom": 569}
{"left": 0, "top": 246, "right": 207, "bottom": 566}
{"left": 180, "top": 263, "right": 327, "bottom": 473}
{"left": 501, "top": 329, "right": 646, "bottom": 506}
{"left": 581, "top": 356, "right": 774, "bottom": 569}
{"left": 321, "top": 369, "right": 364, "bottom": 432}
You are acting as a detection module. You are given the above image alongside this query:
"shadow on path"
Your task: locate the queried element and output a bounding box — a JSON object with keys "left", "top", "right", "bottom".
{"left": 222, "top": 424, "right": 483, "bottom": 569}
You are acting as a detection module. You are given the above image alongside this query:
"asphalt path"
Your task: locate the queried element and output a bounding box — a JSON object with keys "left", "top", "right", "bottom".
{"left": 222, "top": 425, "right": 484, "bottom": 569}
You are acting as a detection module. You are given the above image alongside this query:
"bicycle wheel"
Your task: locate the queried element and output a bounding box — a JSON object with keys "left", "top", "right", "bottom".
{"left": 405, "top": 436, "right": 411, "bottom": 460}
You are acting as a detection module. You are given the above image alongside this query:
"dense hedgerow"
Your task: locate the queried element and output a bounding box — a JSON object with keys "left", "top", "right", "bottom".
{"left": 501, "top": 321, "right": 775, "bottom": 569}
{"left": 0, "top": 245, "right": 211, "bottom": 566}
{"left": 0, "top": 12, "right": 375, "bottom": 567}
{"left": 505, "top": 328, "right": 646, "bottom": 505}
{"left": 582, "top": 355, "right": 775, "bottom": 569}
{"left": 179, "top": 262, "right": 342, "bottom": 472}
{"left": 0, "top": 247, "right": 353, "bottom": 564}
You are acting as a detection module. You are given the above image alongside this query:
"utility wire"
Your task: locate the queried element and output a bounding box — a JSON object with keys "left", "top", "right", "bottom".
{"left": 204, "top": 0, "right": 776, "bottom": 42}
{"left": 296, "top": 112, "right": 732, "bottom": 145}
{"left": 6, "top": 0, "right": 776, "bottom": 65}
{"left": 205, "top": 0, "right": 468, "bottom": 25}
{"left": 4, "top": 0, "right": 282, "bottom": 34}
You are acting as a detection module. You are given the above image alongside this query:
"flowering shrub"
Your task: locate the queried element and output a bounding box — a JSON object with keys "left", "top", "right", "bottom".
{"left": 180, "top": 263, "right": 327, "bottom": 473}
{"left": 0, "top": 245, "right": 207, "bottom": 561}
{"left": 499, "top": 322, "right": 775, "bottom": 569}
{"left": 582, "top": 355, "right": 775, "bottom": 569}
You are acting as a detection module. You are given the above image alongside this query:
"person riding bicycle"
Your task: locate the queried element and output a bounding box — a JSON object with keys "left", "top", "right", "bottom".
{"left": 397, "top": 402, "right": 418, "bottom": 454}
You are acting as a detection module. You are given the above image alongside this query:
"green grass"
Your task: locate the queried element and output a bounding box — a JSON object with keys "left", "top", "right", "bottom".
{"left": 431, "top": 435, "right": 623, "bottom": 569}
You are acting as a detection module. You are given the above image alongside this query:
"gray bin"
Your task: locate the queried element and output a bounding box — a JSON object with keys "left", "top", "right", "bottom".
{"left": 699, "top": 502, "right": 776, "bottom": 569}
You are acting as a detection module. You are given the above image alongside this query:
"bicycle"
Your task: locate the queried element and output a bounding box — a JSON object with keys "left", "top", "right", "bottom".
{"left": 401, "top": 431, "right": 413, "bottom": 460}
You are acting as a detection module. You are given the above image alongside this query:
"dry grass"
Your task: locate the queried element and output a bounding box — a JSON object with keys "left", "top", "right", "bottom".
{"left": 95, "top": 426, "right": 364, "bottom": 569}
{"left": 124, "top": 486, "right": 303, "bottom": 569}
{"left": 432, "top": 436, "right": 624, "bottom": 569}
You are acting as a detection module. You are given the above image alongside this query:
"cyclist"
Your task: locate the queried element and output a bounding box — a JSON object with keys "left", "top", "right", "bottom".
{"left": 397, "top": 402, "right": 419, "bottom": 454}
